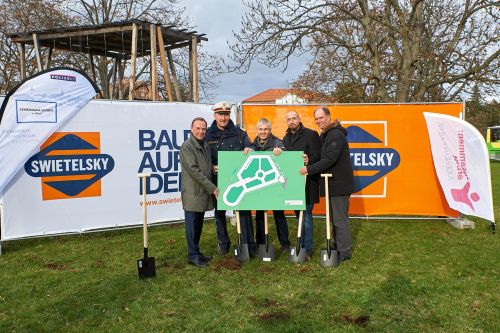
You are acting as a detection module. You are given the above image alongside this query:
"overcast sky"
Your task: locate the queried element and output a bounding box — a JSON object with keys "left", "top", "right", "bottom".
{"left": 183, "top": 0, "right": 311, "bottom": 104}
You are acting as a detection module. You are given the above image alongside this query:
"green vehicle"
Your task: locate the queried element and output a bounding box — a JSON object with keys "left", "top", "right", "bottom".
{"left": 486, "top": 126, "right": 500, "bottom": 160}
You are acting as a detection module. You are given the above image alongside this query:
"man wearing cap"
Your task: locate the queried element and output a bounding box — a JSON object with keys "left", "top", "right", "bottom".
{"left": 300, "top": 106, "right": 354, "bottom": 263}
{"left": 180, "top": 117, "right": 218, "bottom": 268}
{"left": 205, "top": 101, "right": 255, "bottom": 255}
{"left": 283, "top": 110, "right": 321, "bottom": 260}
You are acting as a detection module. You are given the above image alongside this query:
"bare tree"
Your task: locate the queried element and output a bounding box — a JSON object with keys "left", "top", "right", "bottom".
{"left": 0, "top": 0, "right": 222, "bottom": 101}
{"left": 0, "top": 0, "right": 78, "bottom": 94}
{"left": 66, "top": 0, "right": 222, "bottom": 101}
{"left": 230, "top": 0, "right": 500, "bottom": 102}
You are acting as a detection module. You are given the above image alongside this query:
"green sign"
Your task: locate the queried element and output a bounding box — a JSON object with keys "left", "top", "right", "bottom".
{"left": 217, "top": 151, "right": 306, "bottom": 210}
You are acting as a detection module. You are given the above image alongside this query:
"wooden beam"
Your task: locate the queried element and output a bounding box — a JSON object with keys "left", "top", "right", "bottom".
{"left": 149, "top": 24, "right": 158, "bottom": 101}
{"left": 44, "top": 47, "right": 53, "bottom": 69}
{"left": 11, "top": 25, "right": 136, "bottom": 43}
{"left": 118, "top": 58, "right": 124, "bottom": 100}
{"left": 167, "top": 49, "right": 182, "bottom": 101}
{"left": 32, "top": 33, "right": 43, "bottom": 71}
{"left": 111, "top": 58, "right": 118, "bottom": 100}
{"left": 189, "top": 40, "right": 193, "bottom": 101}
{"left": 191, "top": 35, "right": 199, "bottom": 103}
{"left": 19, "top": 44, "right": 26, "bottom": 80}
{"left": 88, "top": 52, "right": 97, "bottom": 84}
{"left": 157, "top": 26, "right": 173, "bottom": 102}
{"left": 37, "top": 40, "right": 127, "bottom": 59}
{"left": 129, "top": 23, "right": 138, "bottom": 101}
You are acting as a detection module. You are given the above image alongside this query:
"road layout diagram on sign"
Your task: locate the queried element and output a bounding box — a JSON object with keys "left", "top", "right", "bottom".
{"left": 217, "top": 151, "right": 306, "bottom": 211}
{"left": 222, "top": 155, "right": 286, "bottom": 207}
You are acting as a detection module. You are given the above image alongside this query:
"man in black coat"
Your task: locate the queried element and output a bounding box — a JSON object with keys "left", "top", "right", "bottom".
{"left": 283, "top": 111, "right": 321, "bottom": 259}
{"left": 205, "top": 101, "right": 255, "bottom": 255}
{"left": 300, "top": 106, "right": 354, "bottom": 262}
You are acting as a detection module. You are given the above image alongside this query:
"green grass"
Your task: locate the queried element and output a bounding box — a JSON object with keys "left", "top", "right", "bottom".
{"left": 1, "top": 162, "right": 499, "bottom": 332}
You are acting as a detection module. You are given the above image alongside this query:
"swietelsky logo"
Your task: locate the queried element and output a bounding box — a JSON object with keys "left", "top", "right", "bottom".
{"left": 24, "top": 132, "right": 115, "bottom": 200}
{"left": 345, "top": 121, "right": 400, "bottom": 198}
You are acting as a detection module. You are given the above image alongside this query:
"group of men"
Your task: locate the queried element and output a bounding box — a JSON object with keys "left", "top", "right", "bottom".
{"left": 179, "top": 101, "right": 354, "bottom": 268}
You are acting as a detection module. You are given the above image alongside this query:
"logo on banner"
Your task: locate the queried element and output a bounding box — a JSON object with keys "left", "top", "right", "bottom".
{"left": 449, "top": 130, "right": 481, "bottom": 211}
{"left": 16, "top": 100, "right": 57, "bottom": 123}
{"left": 346, "top": 122, "right": 400, "bottom": 197}
{"left": 50, "top": 74, "right": 76, "bottom": 82}
{"left": 24, "top": 132, "right": 115, "bottom": 200}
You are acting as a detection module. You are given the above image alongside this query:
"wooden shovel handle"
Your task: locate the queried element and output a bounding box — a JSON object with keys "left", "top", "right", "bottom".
{"left": 139, "top": 174, "right": 150, "bottom": 249}
{"left": 321, "top": 174, "right": 333, "bottom": 240}
{"left": 264, "top": 211, "right": 269, "bottom": 235}
{"left": 236, "top": 211, "right": 241, "bottom": 235}
{"left": 297, "top": 174, "right": 306, "bottom": 237}
{"left": 297, "top": 210, "right": 304, "bottom": 237}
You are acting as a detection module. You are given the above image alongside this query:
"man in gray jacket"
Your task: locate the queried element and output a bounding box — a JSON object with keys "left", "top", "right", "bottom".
{"left": 180, "top": 117, "right": 218, "bottom": 268}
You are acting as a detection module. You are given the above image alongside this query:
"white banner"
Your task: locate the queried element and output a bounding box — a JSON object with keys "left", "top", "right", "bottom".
{"left": 0, "top": 67, "right": 99, "bottom": 194}
{"left": 424, "top": 112, "right": 495, "bottom": 222}
{"left": 1, "top": 100, "right": 219, "bottom": 240}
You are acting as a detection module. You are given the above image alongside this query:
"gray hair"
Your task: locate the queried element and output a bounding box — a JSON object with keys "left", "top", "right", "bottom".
{"left": 256, "top": 117, "right": 272, "bottom": 129}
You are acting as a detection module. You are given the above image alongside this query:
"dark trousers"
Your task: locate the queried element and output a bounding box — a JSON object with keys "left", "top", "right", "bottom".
{"left": 328, "top": 195, "right": 352, "bottom": 257}
{"left": 255, "top": 210, "right": 290, "bottom": 248}
{"left": 214, "top": 208, "right": 231, "bottom": 250}
{"left": 214, "top": 209, "right": 255, "bottom": 251}
{"left": 184, "top": 211, "right": 205, "bottom": 261}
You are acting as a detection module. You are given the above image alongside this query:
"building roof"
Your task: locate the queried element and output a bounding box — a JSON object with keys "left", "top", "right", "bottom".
{"left": 242, "top": 89, "right": 292, "bottom": 103}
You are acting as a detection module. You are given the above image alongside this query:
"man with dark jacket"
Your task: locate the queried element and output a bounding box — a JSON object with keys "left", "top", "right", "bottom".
{"left": 180, "top": 117, "right": 218, "bottom": 268}
{"left": 205, "top": 101, "right": 255, "bottom": 255}
{"left": 300, "top": 106, "right": 354, "bottom": 262}
{"left": 283, "top": 111, "right": 321, "bottom": 260}
{"left": 252, "top": 118, "right": 291, "bottom": 252}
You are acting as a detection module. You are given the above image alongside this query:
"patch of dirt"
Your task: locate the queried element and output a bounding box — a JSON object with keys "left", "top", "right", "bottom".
{"left": 212, "top": 257, "right": 242, "bottom": 272}
{"left": 161, "top": 309, "right": 176, "bottom": 317}
{"left": 262, "top": 298, "right": 279, "bottom": 307}
{"left": 341, "top": 314, "right": 370, "bottom": 327}
{"left": 94, "top": 260, "right": 106, "bottom": 268}
{"left": 257, "top": 311, "right": 289, "bottom": 321}
{"left": 165, "top": 239, "right": 176, "bottom": 245}
{"left": 259, "top": 266, "right": 274, "bottom": 273}
{"left": 160, "top": 259, "right": 183, "bottom": 270}
{"left": 430, "top": 227, "right": 450, "bottom": 236}
{"left": 298, "top": 266, "right": 310, "bottom": 273}
{"left": 45, "top": 262, "right": 70, "bottom": 271}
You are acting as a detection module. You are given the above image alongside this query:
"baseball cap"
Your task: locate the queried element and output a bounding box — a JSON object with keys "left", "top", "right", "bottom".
{"left": 212, "top": 101, "right": 232, "bottom": 113}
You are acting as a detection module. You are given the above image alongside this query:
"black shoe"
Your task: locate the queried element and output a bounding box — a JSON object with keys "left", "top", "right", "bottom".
{"left": 199, "top": 253, "right": 213, "bottom": 262}
{"left": 281, "top": 246, "right": 290, "bottom": 254}
{"left": 338, "top": 253, "right": 351, "bottom": 262}
{"left": 217, "top": 247, "right": 229, "bottom": 256}
{"left": 188, "top": 258, "right": 207, "bottom": 268}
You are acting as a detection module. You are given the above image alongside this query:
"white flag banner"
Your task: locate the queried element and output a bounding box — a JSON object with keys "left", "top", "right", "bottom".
{"left": 0, "top": 67, "right": 99, "bottom": 193}
{"left": 424, "top": 112, "right": 495, "bottom": 223}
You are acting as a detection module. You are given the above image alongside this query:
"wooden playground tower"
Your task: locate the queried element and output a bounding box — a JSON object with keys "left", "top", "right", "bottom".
{"left": 8, "top": 19, "right": 207, "bottom": 102}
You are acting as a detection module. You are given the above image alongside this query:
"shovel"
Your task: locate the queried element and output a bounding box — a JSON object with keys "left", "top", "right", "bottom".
{"left": 320, "top": 173, "right": 338, "bottom": 268}
{"left": 257, "top": 212, "right": 276, "bottom": 262}
{"left": 137, "top": 173, "right": 156, "bottom": 279}
{"left": 289, "top": 174, "right": 307, "bottom": 264}
{"left": 233, "top": 211, "right": 250, "bottom": 262}
{"left": 288, "top": 210, "right": 307, "bottom": 264}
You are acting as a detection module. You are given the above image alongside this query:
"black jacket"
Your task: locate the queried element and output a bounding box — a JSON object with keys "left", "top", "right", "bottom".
{"left": 283, "top": 123, "right": 321, "bottom": 204}
{"left": 306, "top": 123, "right": 354, "bottom": 197}
{"left": 205, "top": 119, "right": 252, "bottom": 165}
{"left": 252, "top": 134, "right": 285, "bottom": 151}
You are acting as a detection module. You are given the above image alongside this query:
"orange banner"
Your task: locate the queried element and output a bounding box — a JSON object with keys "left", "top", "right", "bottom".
{"left": 243, "top": 103, "right": 462, "bottom": 217}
